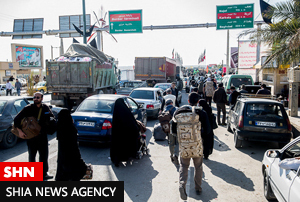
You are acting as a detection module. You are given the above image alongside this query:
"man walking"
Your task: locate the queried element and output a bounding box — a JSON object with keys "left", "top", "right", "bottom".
{"left": 256, "top": 84, "right": 271, "bottom": 95}
{"left": 203, "top": 77, "right": 214, "bottom": 106}
{"left": 170, "top": 82, "right": 180, "bottom": 107}
{"left": 229, "top": 86, "right": 241, "bottom": 107}
{"left": 163, "top": 99, "right": 178, "bottom": 165}
{"left": 15, "top": 79, "right": 22, "bottom": 96}
{"left": 14, "top": 92, "right": 55, "bottom": 181}
{"left": 171, "top": 92, "right": 211, "bottom": 200}
{"left": 213, "top": 83, "right": 227, "bottom": 126}
{"left": 5, "top": 80, "right": 12, "bottom": 96}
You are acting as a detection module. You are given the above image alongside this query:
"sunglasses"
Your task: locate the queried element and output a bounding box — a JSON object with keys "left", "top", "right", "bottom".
{"left": 33, "top": 96, "right": 41, "bottom": 99}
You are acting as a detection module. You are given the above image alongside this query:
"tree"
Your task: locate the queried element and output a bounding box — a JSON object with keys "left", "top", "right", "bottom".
{"left": 240, "top": 0, "right": 300, "bottom": 71}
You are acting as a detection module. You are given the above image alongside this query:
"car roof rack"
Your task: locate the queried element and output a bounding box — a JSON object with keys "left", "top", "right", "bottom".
{"left": 239, "top": 93, "right": 277, "bottom": 100}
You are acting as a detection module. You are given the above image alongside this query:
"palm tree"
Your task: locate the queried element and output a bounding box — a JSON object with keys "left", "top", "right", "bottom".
{"left": 240, "top": 0, "right": 300, "bottom": 70}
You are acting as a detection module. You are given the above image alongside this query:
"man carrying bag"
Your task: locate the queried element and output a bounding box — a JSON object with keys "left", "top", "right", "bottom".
{"left": 13, "top": 92, "right": 56, "bottom": 180}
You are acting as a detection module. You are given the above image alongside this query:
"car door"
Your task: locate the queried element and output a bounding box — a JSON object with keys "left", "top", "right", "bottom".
{"left": 289, "top": 167, "right": 300, "bottom": 202}
{"left": 126, "top": 97, "right": 139, "bottom": 119}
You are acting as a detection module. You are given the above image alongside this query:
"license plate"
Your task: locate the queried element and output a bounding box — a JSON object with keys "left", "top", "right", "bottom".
{"left": 255, "top": 121, "right": 276, "bottom": 127}
{"left": 78, "top": 121, "right": 95, "bottom": 127}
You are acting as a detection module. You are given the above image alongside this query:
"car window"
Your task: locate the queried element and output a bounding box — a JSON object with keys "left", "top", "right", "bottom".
{"left": 11, "top": 105, "right": 18, "bottom": 115}
{"left": 0, "top": 101, "right": 7, "bottom": 114}
{"left": 246, "top": 103, "right": 283, "bottom": 118}
{"left": 234, "top": 101, "right": 241, "bottom": 113}
{"left": 130, "top": 90, "right": 154, "bottom": 100}
{"left": 126, "top": 98, "right": 138, "bottom": 110}
{"left": 14, "top": 99, "right": 28, "bottom": 113}
{"left": 77, "top": 99, "right": 114, "bottom": 113}
{"left": 230, "top": 78, "right": 252, "bottom": 87}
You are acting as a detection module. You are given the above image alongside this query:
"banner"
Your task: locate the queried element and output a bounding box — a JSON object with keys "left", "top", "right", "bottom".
{"left": 16, "top": 46, "right": 41, "bottom": 67}
{"left": 238, "top": 41, "right": 257, "bottom": 69}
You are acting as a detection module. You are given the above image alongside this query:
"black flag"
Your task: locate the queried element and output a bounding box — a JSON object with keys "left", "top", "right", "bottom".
{"left": 88, "top": 38, "right": 97, "bottom": 49}
{"left": 73, "top": 38, "right": 79, "bottom": 43}
{"left": 260, "top": 0, "right": 274, "bottom": 24}
{"left": 72, "top": 23, "right": 95, "bottom": 37}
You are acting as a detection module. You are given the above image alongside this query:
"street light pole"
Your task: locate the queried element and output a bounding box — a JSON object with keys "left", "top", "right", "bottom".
{"left": 226, "top": 29, "right": 230, "bottom": 75}
{"left": 82, "top": 0, "right": 87, "bottom": 44}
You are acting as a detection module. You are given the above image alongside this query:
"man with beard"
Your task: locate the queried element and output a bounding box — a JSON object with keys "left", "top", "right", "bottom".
{"left": 14, "top": 92, "right": 55, "bottom": 180}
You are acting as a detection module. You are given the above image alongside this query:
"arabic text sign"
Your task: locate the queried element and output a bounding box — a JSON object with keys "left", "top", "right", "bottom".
{"left": 238, "top": 41, "right": 257, "bottom": 69}
{"left": 216, "top": 4, "right": 254, "bottom": 30}
{"left": 16, "top": 46, "right": 41, "bottom": 67}
{"left": 109, "top": 10, "right": 142, "bottom": 34}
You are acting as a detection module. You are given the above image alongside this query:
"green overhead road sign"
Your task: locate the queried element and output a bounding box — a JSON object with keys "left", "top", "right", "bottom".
{"left": 109, "top": 10, "right": 143, "bottom": 34}
{"left": 216, "top": 4, "right": 254, "bottom": 30}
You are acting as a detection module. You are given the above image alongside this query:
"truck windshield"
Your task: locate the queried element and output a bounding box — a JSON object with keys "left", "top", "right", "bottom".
{"left": 231, "top": 78, "right": 252, "bottom": 87}
{"left": 77, "top": 99, "right": 114, "bottom": 113}
{"left": 130, "top": 90, "right": 154, "bottom": 100}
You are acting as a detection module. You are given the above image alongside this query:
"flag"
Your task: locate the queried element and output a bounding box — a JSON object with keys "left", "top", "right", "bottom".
{"left": 206, "top": 65, "right": 209, "bottom": 73}
{"left": 260, "top": 0, "right": 274, "bottom": 24}
{"left": 172, "top": 49, "right": 174, "bottom": 59}
{"left": 73, "top": 38, "right": 80, "bottom": 43}
{"left": 88, "top": 38, "right": 97, "bottom": 49}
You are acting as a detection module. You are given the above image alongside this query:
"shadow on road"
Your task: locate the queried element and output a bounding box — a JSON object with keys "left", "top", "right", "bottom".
{"left": 213, "top": 135, "right": 231, "bottom": 152}
{"left": 204, "top": 160, "right": 255, "bottom": 191}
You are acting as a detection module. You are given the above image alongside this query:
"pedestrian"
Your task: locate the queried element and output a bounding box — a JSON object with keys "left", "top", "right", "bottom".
{"left": 13, "top": 92, "right": 55, "bottom": 180}
{"left": 163, "top": 99, "right": 178, "bottom": 165}
{"left": 163, "top": 89, "right": 176, "bottom": 109}
{"left": 281, "top": 85, "right": 289, "bottom": 99}
{"left": 256, "top": 84, "right": 271, "bottom": 95}
{"left": 15, "top": 79, "right": 22, "bottom": 96}
{"left": 171, "top": 92, "right": 211, "bottom": 199}
{"left": 198, "top": 78, "right": 204, "bottom": 99}
{"left": 55, "top": 108, "right": 89, "bottom": 181}
{"left": 157, "top": 91, "right": 165, "bottom": 114}
{"left": 228, "top": 86, "right": 241, "bottom": 107}
{"left": 203, "top": 77, "right": 214, "bottom": 106}
{"left": 198, "top": 99, "right": 215, "bottom": 160}
{"left": 5, "top": 80, "right": 12, "bottom": 96}
{"left": 213, "top": 83, "right": 227, "bottom": 126}
{"left": 239, "top": 84, "right": 248, "bottom": 94}
{"left": 170, "top": 82, "right": 179, "bottom": 107}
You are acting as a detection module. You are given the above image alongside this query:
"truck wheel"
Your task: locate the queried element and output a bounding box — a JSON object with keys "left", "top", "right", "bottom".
{"left": 263, "top": 169, "right": 276, "bottom": 201}
{"left": 234, "top": 131, "right": 242, "bottom": 148}
{"left": 0, "top": 129, "right": 18, "bottom": 149}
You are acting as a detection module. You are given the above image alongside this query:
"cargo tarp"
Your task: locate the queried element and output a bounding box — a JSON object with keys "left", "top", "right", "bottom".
{"left": 62, "top": 43, "right": 108, "bottom": 64}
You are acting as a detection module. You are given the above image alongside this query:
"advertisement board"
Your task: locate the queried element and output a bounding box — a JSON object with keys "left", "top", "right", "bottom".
{"left": 11, "top": 44, "right": 43, "bottom": 69}
{"left": 238, "top": 40, "right": 257, "bottom": 69}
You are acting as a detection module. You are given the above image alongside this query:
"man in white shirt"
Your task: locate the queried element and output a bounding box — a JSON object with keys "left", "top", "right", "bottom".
{"left": 5, "top": 80, "right": 12, "bottom": 96}
{"left": 163, "top": 89, "right": 176, "bottom": 110}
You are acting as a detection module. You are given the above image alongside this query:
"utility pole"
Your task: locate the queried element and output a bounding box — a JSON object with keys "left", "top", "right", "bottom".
{"left": 82, "top": 0, "right": 87, "bottom": 44}
{"left": 226, "top": 29, "right": 230, "bottom": 75}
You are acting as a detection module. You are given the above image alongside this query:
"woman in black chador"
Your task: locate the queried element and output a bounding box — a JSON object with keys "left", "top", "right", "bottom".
{"left": 55, "top": 109, "right": 87, "bottom": 181}
{"left": 199, "top": 99, "right": 215, "bottom": 159}
{"left": 110, "top": 98, "right": 140, "bottom": 166}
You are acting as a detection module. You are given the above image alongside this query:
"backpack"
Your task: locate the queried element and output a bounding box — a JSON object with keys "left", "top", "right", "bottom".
{"left": 173, "top": 106, "right": 203, "bottom": 158}
{"left": 205, "top": 81, "right": 214, "bottom": 97}
{"left": 158, "top": 107, "right": 175, "bottom": 133}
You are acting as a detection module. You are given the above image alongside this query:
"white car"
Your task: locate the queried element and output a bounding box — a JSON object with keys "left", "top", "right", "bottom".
{"left": 262, "top": 136, "right": 300, "bottom": 202}
{"left": 0, "top": 84, "right": 17, "bottom": 96}
{"left": 129, "top": 87, "right": 163, "bottom": 118}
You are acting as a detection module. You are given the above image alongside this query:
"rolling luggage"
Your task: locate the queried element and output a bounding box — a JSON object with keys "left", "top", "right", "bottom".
{"left": 153, "top": 122, "right": 167, "bottom": 141}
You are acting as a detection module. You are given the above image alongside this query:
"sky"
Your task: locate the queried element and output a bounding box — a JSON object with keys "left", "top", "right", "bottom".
{"left": 0, "top": 0, "right": 284, "bottom": 68}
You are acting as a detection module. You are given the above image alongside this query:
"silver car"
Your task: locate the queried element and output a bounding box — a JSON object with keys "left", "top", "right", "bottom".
{"left": 130, "top": 87, "right": 163, "bottom": 119}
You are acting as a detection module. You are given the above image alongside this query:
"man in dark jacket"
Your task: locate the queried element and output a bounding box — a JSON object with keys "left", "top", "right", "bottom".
{"left": 213, "top": 83, "right": 227, "bottom": 126}
{"left": 171, "top": 81, "right": 179, "bottom": 107}
{"left": 256, "top": 84, "right": 271, "bottom": 95}
{"left": 14, "top": 92, "right": 55, "bottom": 180}
{"left": 229, "top": 86, "right": 241, "bottom": 107}
{"left": 171, "top": 92, "right": 211, "bottom": 199}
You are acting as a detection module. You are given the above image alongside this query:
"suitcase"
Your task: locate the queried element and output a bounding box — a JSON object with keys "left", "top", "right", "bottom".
{"left": 153, "top": 122, "right": 167, "bottom": 141}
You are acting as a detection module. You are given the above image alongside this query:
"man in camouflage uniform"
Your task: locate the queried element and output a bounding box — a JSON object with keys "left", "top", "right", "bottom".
{"left": 171, "top": 92, "right": 211, "bottom": 200}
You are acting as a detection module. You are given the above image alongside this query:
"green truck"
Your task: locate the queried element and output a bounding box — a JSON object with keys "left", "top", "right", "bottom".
{"left": 46, "top": 44, "right": 118, "bottom": 109}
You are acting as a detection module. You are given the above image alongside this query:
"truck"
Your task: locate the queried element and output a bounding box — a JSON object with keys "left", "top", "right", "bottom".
{"left": 134, "top": 57, "right": 176, "bottom": 85}
{"left": 46, "top": 43, "right": 118, "bottom": 109}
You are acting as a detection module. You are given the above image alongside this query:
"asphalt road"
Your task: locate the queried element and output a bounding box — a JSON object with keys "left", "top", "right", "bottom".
{"left": 0, "top": 91, "right": 281, "bottom": 202}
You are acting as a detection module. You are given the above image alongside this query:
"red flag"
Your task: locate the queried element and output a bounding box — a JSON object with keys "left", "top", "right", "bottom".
{"left": 206, "top": 65, "right": 209, "bottom": 73}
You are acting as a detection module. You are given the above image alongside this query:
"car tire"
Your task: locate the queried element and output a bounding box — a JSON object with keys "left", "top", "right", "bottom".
{"left": 0, "top": 128, "right": 18, "bottom": 149}
{"left": 263, "top": 169, "right": 276, "bottom": 201}
{"left": 234, "top": 131, "right": 242, "bottom": 148}
{"left": 143, "top": 115, "right": 147, "bottom": 127}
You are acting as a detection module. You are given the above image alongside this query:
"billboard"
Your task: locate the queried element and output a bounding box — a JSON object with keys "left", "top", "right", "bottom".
{"left": 230, "top": 47, "right": 238, "bottom": 68}
{"left": 238, "top": 40, "right": 257, "bottom": 69}
{"left": 11, "top": 44, "right": 43, "bottom": 69}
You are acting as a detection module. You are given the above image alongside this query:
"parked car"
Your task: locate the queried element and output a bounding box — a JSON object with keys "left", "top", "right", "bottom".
{"left": 0, "top": 84, "right": 17, "bottom": 96}
{"left": 18, "top": 78, "right": 27, "bottom": 87}
{"left": 130, "top": 87, "right": 163, "bottom": 118}
{"left": 262, "top": 136, "right": 300, "bottom": 202}
{"left": 227, "top": 98, "right": 292, "bottom": 148}
{"left": 116, "top": 80, "right": 147, "bottom": 96}
{"left": 71, "top": 94, "right": 147, "bottom": 143}
{"left": 0, "top": 96, "right": 30, "bottom": 148}
{"left": 33, "top": 81, "right": 47, "bottom": 94}
{"left": 153, "top": 83, "right": 182, "bottom": 103}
